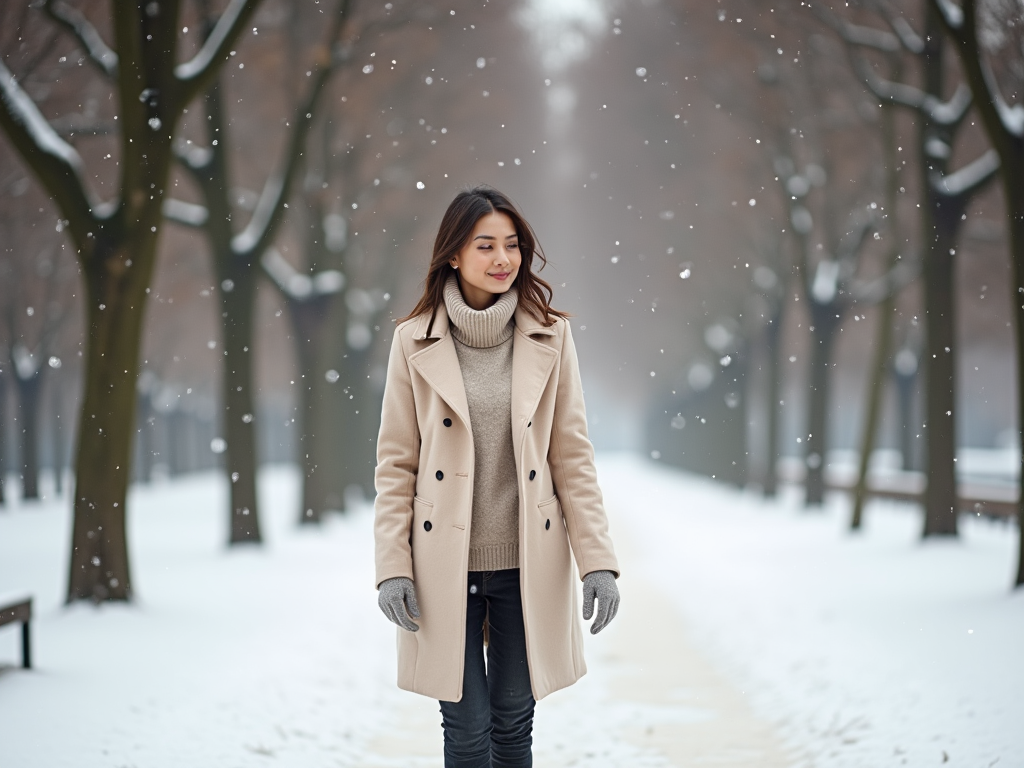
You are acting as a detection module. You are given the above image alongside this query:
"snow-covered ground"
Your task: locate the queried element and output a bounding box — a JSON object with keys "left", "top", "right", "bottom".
{"left": 600, "top": 455, "right": 1024, "bottom": 768}
{"left": 0, "top": 454, "right": 1021, "bottom": 767}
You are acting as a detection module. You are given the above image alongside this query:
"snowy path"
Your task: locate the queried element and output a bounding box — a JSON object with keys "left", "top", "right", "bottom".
{"left": 2, "top": 454, "right": 1021, "bottom": 766}
{"left": 362, "top": 504, "right": 794, "bottom": 768}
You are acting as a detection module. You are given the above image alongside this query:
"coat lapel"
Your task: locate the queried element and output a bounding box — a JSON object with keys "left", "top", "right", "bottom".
{"left": 408, "top": 303, "right": 472, "bottom": 428}
{"left": 407, "top": 301, "right": 560, "bottom": 445}
{"left": 511, "top": 305, "right": 559, "bottom": 457}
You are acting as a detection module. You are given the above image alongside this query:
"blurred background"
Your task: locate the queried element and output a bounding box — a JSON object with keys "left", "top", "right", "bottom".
{"left": 2, "top": 0, "right": 1020, "bottom": 547}
{"left": 3, "top": 1, "right": 1024, "bottom": 765}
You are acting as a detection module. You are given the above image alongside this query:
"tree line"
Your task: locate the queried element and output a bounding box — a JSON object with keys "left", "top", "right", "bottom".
{"left": 651, "top": 0, "right": 1024, "bottom": 589}
{"left": 0, "top": 0, "right": 454, "bottom": 601}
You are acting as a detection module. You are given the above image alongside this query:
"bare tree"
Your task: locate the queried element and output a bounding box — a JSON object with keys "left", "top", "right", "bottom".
{"left": 931, "top": 0, "right": 1024, "bottom": 582}
{"left": 820, "top": 0, "right": 1001, "bottom": 535}
{"left": 164, "top": 0, "right": 351, "bottom": 543}
{"left": 0, "top": 0, "right": 265, "bottom": 601}
{"left": 850, "top": 93, "right": 904, "bottom": 529}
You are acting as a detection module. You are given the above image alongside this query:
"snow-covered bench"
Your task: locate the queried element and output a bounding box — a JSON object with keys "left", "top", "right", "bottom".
{"left": 0, "top": 596, "right": 32, "bottom": 669}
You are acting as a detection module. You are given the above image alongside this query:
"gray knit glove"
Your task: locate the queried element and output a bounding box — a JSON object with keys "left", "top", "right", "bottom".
{"left": 378, "top": 576, "right": 420, "bottom": 632}
{"left": 582, "top": 570, "right": 619, "bottom": 634}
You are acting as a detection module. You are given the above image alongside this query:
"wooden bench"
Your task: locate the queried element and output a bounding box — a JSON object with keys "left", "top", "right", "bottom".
{"left": 776, "top": 461, "right": 1020, "bottom": 521}
{"left": 0, "top": 597, "right": 32, "bottom": 669}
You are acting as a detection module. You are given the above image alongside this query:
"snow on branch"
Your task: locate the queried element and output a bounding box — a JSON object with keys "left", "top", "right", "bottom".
{"left": 933, "top": 0, "right": 965, "bottom": 28}
{"left": 986, "top": 61, "right": 1024, "bottom": 137}
{"left": 931, "top": 0, "right": 1024, "bottom": 140}
{"left": 261, "top": 248, "right": 345, "bottom": 301}
{"left": 930, "top": 84, "right": 973, "bottom": 127}
{"left": 0, "top": 58, "right": 96, "bottom": 245}
{"left": 174, "top": 0, "right": 261, "bottom": 108}
{"left": 231, "top": 170, "right": 286, "bottom": 256}
{"left": 172, "top": 141, "right": 214, "bottom": 179}
{"left": 814, "top": 4, "right": 900, "bottom": 53}
{"left": 41, "top": 0, "right": 118, "bottom": 78}
{"left": 163, "top": 198, "right": 209, "bottom": 228}
{"left": 853, "top": 58, "right": 972, "bottom": 126}
{"left": 230, "top": 0, "right": 351, "bottom": 259}
{"left": 850, "top": 254, "right": 920, "bottom": 305}
{"left": 880, "top": 7, "right": 925, "bottom": 54}
{"left": 932, "top": 149, "right": 1000, "bottom": 198}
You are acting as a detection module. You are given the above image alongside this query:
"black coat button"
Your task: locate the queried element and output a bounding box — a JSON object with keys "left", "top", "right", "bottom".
{"left": 545, "top": 519, "right": 551, "bottom": 530}
{"left": 436, "top": 470, "right": 444, "bottom": 481}
{"left": 424, "top": 521, "right": 432, "bottom": 532}
{"left": 443, "top": 418, "right": 452, "bottom": 427}
{"left": 529, "top": 469, "right": 536, "bottom": 480}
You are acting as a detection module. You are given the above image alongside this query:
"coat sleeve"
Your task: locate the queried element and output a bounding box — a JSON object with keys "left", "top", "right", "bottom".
{"left": 548, "top": 320, "right": 620, "bottom": 579}
{"left": 373, "top": 326, "right": 420, "bottom": 588}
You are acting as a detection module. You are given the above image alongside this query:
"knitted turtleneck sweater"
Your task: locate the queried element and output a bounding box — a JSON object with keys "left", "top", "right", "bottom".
{"left": 443, "top": 273, "right": 520, "bottom": 571}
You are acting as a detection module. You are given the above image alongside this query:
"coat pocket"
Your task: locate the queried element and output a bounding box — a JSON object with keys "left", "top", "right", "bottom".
{"left": 412, "top": 496, "right": 434, "bottom": 533}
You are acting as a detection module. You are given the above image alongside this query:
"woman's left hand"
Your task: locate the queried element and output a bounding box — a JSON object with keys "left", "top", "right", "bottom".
{"left": 582, "top": 570, "right": 620, "bottom": 634}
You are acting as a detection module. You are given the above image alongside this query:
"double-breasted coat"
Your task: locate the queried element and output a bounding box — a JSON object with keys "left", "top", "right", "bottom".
{"left": 373, "top": 299, "right": 619, "bottom": 703}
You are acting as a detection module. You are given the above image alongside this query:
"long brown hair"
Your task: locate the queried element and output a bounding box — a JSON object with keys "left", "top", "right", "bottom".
{"left": 397, "top": 186, "right": 569, "bottom": 329}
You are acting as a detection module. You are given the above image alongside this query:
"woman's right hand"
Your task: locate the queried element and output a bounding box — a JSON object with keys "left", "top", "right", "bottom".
{"left": 377, "top": 576, "right": 421, "bottom": 632}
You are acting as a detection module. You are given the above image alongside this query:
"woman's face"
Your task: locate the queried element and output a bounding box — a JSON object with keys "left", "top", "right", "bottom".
{"left": 450, "top": 211, "right": 522, "bottom": 310}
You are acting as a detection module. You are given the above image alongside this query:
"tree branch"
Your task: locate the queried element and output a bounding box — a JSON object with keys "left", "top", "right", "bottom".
{"left": 232, "top": 0, "right": 351, "bottom": 259}
{"left": 876, "top": 0, "right": 925, "bottom": 53}
{"left": 931, "top": 0, "right": 1023, "bottom": 141}
{"left": 814, "top": 4, "right": 900, "bottom": 53}
{"left": 0, "top": 58, "right": 96, "bottom": 246}
{"left": 174, "top": 0, "right": 262, "bottom": 110}
{"left": 260, "top": 248, "right": 345, "bottom": 300}
{"left": 852, "top": 56, "right": 972, "bottom": 126}
{"left": 931, "top": 148, "right": 1000, "bottom": 198}
{"left": 836, "top": 210, "right": 878, "bottom": 266}
{"left": 162, "top": 198, "right": 209, "bottom": 228}
{"left": 171, "top": 141, "right": 213, "bottom": 185}
{"left": 850, "top": 254, "right": 920, "bottom": 305}
{"left": 932, "top": 0, "right": 964, "bottom": 28}
{"left": 40, "top": 0, "right": 118, "bottom": 78}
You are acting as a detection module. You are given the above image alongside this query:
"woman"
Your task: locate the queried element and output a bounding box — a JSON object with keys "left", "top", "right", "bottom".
{"left": 374, "top": 186, "right": 620, "bottom": 768}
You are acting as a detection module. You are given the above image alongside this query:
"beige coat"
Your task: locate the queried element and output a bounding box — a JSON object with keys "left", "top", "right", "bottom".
{"left": 373, "top": 300, "right": 619, "bottom": 702}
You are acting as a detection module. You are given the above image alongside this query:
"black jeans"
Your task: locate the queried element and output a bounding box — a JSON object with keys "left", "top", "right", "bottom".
{"left": 439, "top": 569, "right": 536, "bottom": 768}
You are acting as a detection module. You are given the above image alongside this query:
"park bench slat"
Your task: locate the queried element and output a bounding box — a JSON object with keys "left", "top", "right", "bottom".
{"left": 0, "top": 599, "right": 32, "bottom": 627}
{"left": 0, "top": 597, "right": 33, "bottom": 669}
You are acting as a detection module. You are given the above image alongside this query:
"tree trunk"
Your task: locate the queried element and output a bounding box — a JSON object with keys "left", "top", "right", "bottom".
{"left": 1003, "top": 177, "right": 1024, "bottom": 587}
{"left": 762, "top": 310, "right": 783, "bottom": 498}
{"left": 921, "top": 212, "right": 960, "bottom": 537}
{"left": 0, "top": 369, "right": 6, "bottom": 506}
{"left": 852, "top": 100, "right": 902, "bottom": 530}
{"left": 134, "top": 389, "right": 155, "bottom": 484}
{"left": 14, "top": 371, "right": 43, "bottom": 501}
{"left": 51, "top": 376, "right": 64, "bottom": 496}
{"left": 289, "top": 294, "right": 338, "bottom": 524}
{"left": 805, "top": 310, "right": 839, "bottom": 507}
{"left": 895, "top": 366, "right": 917, "bottom": 470}
{"left": 338, "top": 346, "right": 380, "bottom": 502}
{"left": 851, "top": 300, "right": 895, "bottom": 530}
{"left": 218, "top": 265, "right": 262, "bottom": 543}
{"left": 919, "top": 5, "right": 961, "bottom": 538}
{"left": 67, "top": 236, "right": 156, "bottom": 602}
{"left": 318, "top": 297, "right": 351, "bottom": 512}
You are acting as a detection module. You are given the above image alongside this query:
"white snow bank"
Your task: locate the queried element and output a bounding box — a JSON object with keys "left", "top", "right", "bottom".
{"left": 599, "top": 453, "right": 1024, "bottom": 768}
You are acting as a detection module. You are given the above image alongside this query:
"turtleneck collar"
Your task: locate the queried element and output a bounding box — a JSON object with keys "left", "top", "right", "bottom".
{"left": 443, "top": 273, "right": 518, "bottom": 348}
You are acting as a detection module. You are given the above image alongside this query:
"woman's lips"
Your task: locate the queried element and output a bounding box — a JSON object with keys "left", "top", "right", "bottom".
{"left": 489, "top": 272, "right": 510, "bottom": 280}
